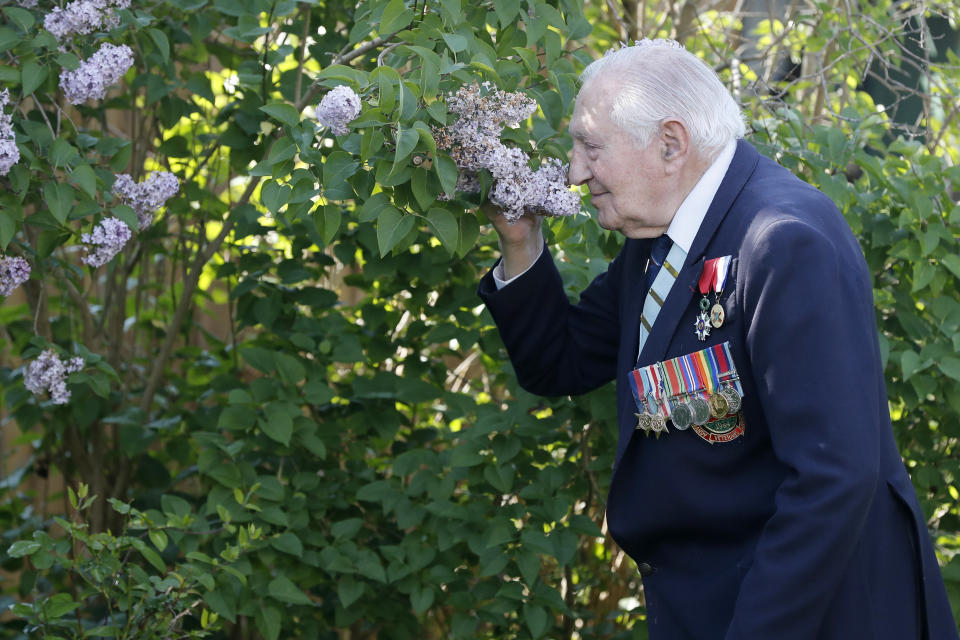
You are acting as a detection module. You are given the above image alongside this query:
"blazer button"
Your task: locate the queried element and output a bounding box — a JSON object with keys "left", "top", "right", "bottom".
{"left": 637, "top": 562, "right": 656, "bottom": 577}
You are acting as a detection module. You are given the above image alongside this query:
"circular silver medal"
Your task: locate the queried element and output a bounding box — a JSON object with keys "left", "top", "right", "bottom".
{"left": 690, "top": 396, "right": 711, "bottom": 425}
{"left": 720, "top": 386, "right": 742, "bottom": 413}
{"left": 671, "top": 402, "right": 693, "bottom": 430}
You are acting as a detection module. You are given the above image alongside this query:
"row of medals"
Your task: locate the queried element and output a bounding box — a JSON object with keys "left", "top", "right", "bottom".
{"left": 636, "top": 383, "right": 742, "bottom": 435}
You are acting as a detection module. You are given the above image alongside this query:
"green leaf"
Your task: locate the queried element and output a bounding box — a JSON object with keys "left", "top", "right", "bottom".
{"left": 255, "top": 606, "right": 282, "bottom": 640}
{"left": 261, "top": 401, "right": 295, "bottom": 446}
{"left": 147, "top": 28, "right": 170, "bottom": 64}
{"left": 268, "top": 575, "right": 312, "bottom": 605}
{"left": 901, "top": 350, "right": 921, "bottom": 381}
{"left": 44, "top": 593, "right": 81, "bottom": 619}
{"left": 21, "top": 59, "right": 47, "bottom": 96}
{"left": 112, "top": 205, "right": 139, "bottom": 234}
{"left": 523, "top": 603, "right": 549, "bottom": 638}
{"left": 320, "top": 205, "right": 341, "bottom": 245}
{"left": 7, "top": 540, "right": 41, "bottom": 557}
{"left": 938, "top": 357, "right": 960, "bottom": 383}
{"left": 70, "top": 164, "right": 98, "bottom": 198}
{"left": 441, "top": 32, "right": 468, "bottom": 52}
{"left": 49, "top": 139, "right": 79, "bottom": 168}
{"left": 380, "top": 0, "right": 414, "bottom": 34}
{"left": 260, "top": 102, "right": 301, "bottom": 128}
{"left": 427, "top": 208, "right": 457, "bottom": 252}
{"left": 393, "top": 127, "right": 419, "bottom": 168}
{"left": 271, "top": 532, "right": 304, "bottom": 557}
{"left": 2, "top": 7, "right": 35, "bottom": 32}
{"left": 411, "top": 169, "right": 434, "bottom": 210}
{"left": 338, "top": 575, "right": 364, "bottom": 608}
{"left": 0, "top": 210, "right": 16, "bottom": 251}
{"left": 132, "top": 539, "right": 166, "bottom": 572}
{"left": 943, "top": 254, "right": 960, "bottom": 280}
{"left": 376, "top": 207, "right": 415, "bottom": 256}
{"left": 410, "top": 585, "right": 434, "bottom": 613}
{"left": 149, "top": 530, "right": 168, "bottom": 552}
{"left": 434, "top": 155, "right": 458, "bottom": 196}
{"left": 322, "top": 151, "right": 359, "bottom": 201}
{"left": 42, "top": 181, "right": 73, "bottom": 224}
{"left": 456, "top": 212, "right": 480, "bottom": 257}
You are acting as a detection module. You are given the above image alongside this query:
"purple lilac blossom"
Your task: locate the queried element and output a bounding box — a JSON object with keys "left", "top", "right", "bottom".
{"left": 81, "top": 216, "right": 131, "bottom": 267}
{"left": 24, "top": 349, "right": 84, "bottom": 405}
{"left": 60, "top": 42, "right": 134, "bottom": 105}
{"left": 0, "top": 256, "right": 31, "bottom": 296}
{"left": 0, "top": 89, "right": 19, "bottom": 177}
{"left": 435, "top": 83, "right": 580, "bottom": 222}
{"left": 112, "top": 171, "right": 180, "bottom": 229}
{"left": 17, "top": 0, "right": 39, "bottom": 7}
{"left": 316, "top": 85, "right": 361, "bottom": 135}
{"left": 44, "top": 0, "right": 130, "bottom": 41}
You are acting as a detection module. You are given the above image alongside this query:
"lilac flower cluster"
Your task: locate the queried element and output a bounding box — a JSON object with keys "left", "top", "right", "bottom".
{"left": 0, "top": 256, "right": 30, "bottom": 297}
{"left": 112, "top": 171, "right": 180, "bottom": 229}
{"left": 81, "top": 216, "right": 131, "bottom": 267}
{"left": 60, "top": 42, "right": 134, "bottom": 105}
{"left": 24, "top": 349, "right": 84, "bottom": 405}
{"left": 44, "top": 0, "right": 130, "bottom": 42}
{"left": 316, "top": 85, "right": 361, "bottom": 135}
{"left": 435, "top": 83, "right": 580, "bottom": 222}
{"left": 0, "top": 89, "right": 19, "bottom": 177}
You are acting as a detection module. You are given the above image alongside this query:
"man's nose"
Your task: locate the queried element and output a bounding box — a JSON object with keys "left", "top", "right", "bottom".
{"left": 567, "top": 147, "right": 590, "bottom": 186}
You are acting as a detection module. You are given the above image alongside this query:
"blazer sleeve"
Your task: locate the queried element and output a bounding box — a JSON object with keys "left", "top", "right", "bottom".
{"left": 477, "top": 242, "right": 625, "bottom": 396}
{"left": 725, "top": 216, "right": 883, "bottom": 639}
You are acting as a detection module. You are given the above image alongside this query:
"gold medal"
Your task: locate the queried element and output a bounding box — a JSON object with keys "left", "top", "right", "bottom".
{"left": 710, "top": 303, "right": 725, "bottom": 329}
{"left": 708, "top": 392, "right": 730, "bottom": 418}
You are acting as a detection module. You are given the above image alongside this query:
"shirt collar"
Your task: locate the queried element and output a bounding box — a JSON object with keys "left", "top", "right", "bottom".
{"left": 664, "top": 140, "right": 737, "bottom": 254}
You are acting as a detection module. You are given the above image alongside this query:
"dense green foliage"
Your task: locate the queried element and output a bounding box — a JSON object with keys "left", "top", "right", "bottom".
{"left": 0, "top": 0, "right": 958, "bottom": 637}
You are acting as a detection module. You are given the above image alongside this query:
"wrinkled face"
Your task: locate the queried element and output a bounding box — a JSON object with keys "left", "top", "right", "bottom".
{"left": 568, "top": 76, "right": 674, "bottom": 238}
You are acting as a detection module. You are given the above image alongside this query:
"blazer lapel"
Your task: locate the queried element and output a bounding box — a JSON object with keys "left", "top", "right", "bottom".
{"left": 637, "top": 140, "right": 760, "bottom": 365}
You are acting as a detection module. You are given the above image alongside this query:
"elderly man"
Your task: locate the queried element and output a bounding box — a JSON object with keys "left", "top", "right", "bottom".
{"left": 478, "top": 40, "right": 957, "bottom": 639}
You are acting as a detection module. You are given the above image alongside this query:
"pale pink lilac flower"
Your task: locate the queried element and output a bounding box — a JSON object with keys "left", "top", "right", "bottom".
{"left": 44, "top": 0, "right": 130, "bottom": 41}
{"left": 81, "top": 216, "right": 131, "bottom": 267}
{"left": 0, "top": 89, "right": 19, "bottom": 177}
{"left": 112, "top": 171, "right": 180, "bottom": 229}
{"left": 24, "top": 349, "right": 84, "bottom": 405}
{"left": 316, "top": 85, "right": 361, "bottom": 135}
{"left": 435, "top": 83, "right": 580, "bottom": 222}
{"left": 0, "top": 256, "right": 30, "bottom": 296}
{"left": 60, "top": 42, "right": 134, "bottom": 105}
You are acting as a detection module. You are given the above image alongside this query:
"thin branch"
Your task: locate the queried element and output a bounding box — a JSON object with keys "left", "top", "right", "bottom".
{"left": 138, "top": 175, "right": 262, "bottom": 414}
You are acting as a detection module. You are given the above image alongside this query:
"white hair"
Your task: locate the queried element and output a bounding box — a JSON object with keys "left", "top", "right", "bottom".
{"left": 580, "top": 39, "right": 746, "bottom": 159}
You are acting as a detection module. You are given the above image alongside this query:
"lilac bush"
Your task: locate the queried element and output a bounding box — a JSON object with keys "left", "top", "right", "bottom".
{"left": 316, "top": 85, "right": 361, "bottom": 135}
{"left": 44, "top": 0, "right": 130, "bottom": 42}
{"left": 23, "top": 350, "right": 85, "bottom": 405}
{"left": 60, "top": 42, "right": 134, "bottom": 105}
{"left": 112, "top": 171, "right": 180, "bottom": 229}
{"left": 80, "top": 216, "right": 131, "bottom": 267}
{"left": 0, "top": 256, "right": 30, "bottom": 296}
{"left": 436, "top": 83, "right": 581, "bottom": 222}
{"left": 0, "top": 89, "right": 19, "bottom": 177}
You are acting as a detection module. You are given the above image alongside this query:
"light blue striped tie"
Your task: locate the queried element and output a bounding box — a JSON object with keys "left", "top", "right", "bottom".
{"left": 637, "top": 239, "right": 687, "bottom": 359}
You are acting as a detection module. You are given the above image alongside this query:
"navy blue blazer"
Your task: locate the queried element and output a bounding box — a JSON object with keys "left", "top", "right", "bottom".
{"left": 479, "top": 140, "right": 958, "bottom": 639}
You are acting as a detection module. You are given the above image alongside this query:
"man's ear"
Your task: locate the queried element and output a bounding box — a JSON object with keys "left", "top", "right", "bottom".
{"left": 659, "top": 119, "right": 690, "bottom": 172}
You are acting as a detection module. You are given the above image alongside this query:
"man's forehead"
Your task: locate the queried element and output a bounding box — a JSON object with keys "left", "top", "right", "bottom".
{"left": 569, "top": 88, "right": 610, "bottom": 138}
